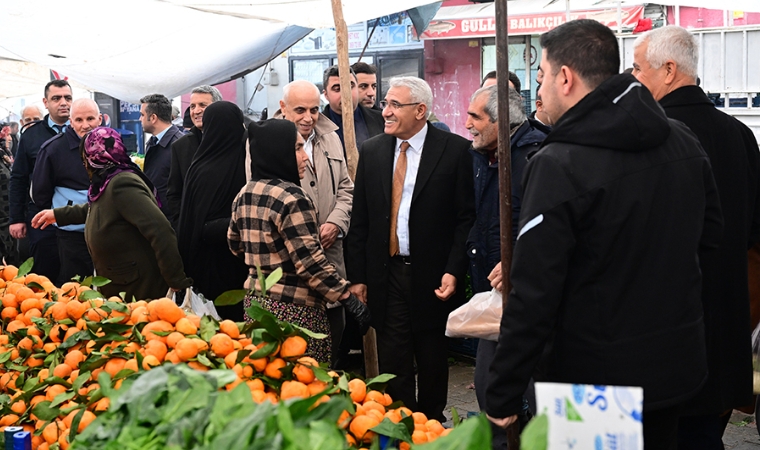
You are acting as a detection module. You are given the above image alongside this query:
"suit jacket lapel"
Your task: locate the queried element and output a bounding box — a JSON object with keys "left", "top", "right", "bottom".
{"left": 379, "top": 135, "right": 394, "bottom": 207}
{"left": 412, "top": 125, "right": 445, "bottom": 204}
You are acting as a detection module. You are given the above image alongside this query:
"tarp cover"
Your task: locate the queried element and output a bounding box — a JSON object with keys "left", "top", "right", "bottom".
{"left": 0, "top": 0, "right": 441, "bottom": 102}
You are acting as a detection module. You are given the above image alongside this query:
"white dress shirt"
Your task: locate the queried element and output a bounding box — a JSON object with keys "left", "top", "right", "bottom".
{"left": 393, "top": 123, "right": 428, "bottom": 256}
{"left": 304, "top": 130, "right": 316, "bottom": 165}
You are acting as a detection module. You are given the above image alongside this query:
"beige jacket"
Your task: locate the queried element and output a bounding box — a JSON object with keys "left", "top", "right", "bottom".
{"left": 270, "top": 111, "right": 353, "bottom": 279}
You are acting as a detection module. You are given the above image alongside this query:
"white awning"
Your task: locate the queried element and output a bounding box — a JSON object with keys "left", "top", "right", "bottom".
{"left": 0, "top": 0, "right": 442, "bottom": 102}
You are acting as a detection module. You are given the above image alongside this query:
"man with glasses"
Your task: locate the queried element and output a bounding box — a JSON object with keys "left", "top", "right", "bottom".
{"left": 347, "top": 76, "right": 475, "bottom": 423}
{"left": 9, "top": 80, "right": 72, "bottom": 279}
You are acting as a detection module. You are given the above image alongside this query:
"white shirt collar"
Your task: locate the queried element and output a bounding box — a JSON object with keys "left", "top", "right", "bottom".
{"left": 395, "top": 123, "right": 428, "bottom": 153}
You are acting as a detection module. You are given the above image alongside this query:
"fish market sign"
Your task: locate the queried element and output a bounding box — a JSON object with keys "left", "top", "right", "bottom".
{"left": 420, "top": 5, "right": 644, "bottom": 38}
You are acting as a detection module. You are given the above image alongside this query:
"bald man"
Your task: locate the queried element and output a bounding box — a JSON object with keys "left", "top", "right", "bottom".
{"left": 278, "top": 80, "right": 353, "bottom": 366}
{"left": 31, "top": 98, "right": 100, "bottom": 283}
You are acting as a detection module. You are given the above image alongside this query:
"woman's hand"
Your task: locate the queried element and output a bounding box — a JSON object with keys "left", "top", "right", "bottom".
{"left": 31, "top": 210, "right": 56, "bottom": 230}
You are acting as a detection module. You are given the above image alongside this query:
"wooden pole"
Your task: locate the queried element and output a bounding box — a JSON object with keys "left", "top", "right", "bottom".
{"left": 495, "top": 0, "right": 521, "bottom": 446}
{"left": 330, "top": 0, "right": 380, "bottom": 379}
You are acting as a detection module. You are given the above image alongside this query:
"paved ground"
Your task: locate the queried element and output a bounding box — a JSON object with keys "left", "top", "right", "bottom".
{"left": 443, "top": 359, "right": 760, "bottom": 448}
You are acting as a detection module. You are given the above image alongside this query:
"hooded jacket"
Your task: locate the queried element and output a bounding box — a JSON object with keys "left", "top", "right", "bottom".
{"left": 486, "top": 74, "right": 723, "bottom": 418}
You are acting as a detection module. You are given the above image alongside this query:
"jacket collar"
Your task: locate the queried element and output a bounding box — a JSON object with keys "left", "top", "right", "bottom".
{"left": 658, "top": 85, "right": 715, "bottom": 109}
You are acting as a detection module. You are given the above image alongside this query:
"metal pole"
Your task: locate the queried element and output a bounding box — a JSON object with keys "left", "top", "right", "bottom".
{"left": 496, "top": 0, "right": 520, "bottom": 445}
{"left": 330, "top": 0, "right": 380, "bottom": 379}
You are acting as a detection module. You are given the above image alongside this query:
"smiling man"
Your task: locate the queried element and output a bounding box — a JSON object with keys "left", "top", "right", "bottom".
{"left": 9, "top": 80, "right": 73, "bottom": 280}
{"left": 166, "top": 85, "right": 221, "bottom": 227}
{"left": 31, "top": 98, "right": 100, "bottom": 283}
{"left": 465, "top": 86, "right": 547, "bottom": 447}
{"left": 346, "top": 76, "right": 475, "bottom": 422}
{"left": 278, "top": 80, "right": 353, "bottom": 366}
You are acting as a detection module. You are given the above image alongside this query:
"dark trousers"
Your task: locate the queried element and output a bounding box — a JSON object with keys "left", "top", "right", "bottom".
{"left": 56, "top": 229, "right": 93, "bottom": 284}
{"left": 377, "top": 257, "right": 449, "bottom": 422}
{"left": 677, "top": 411, "right": 731, "bottom": 450}
{"left": 644, "top": 405, "right": 681, "bottom": 450}
{"left": 27, "top": 219, "right": 59, "bottom": 282}
{"left": 326, "top": 305, "right": 345, "bottom": 368}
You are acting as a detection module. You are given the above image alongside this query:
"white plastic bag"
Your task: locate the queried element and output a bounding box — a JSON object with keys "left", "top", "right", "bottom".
{"left": 445, "top": 288, "right": 503, "bottom": 341}
{"left": 171, "top": 287, "right": 222, "bottom": 320}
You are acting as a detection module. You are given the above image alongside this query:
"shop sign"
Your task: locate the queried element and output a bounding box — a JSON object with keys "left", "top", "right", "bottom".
{"left": 421, "top": 5, "right": 645, "bottom": 38}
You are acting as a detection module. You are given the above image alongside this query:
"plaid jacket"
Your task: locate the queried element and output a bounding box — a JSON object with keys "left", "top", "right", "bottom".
{"left": 228, "top": 179, "right": 348, "bottom": 308}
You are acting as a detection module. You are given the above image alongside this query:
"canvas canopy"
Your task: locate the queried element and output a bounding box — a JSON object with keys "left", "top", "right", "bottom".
{"left": 0, "top": 0, "right": 442, "bottom": 102}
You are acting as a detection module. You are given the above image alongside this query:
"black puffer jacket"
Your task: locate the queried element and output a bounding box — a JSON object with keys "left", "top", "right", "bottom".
{"left": 486, "top": 74, "right": 723, "bottom": 418}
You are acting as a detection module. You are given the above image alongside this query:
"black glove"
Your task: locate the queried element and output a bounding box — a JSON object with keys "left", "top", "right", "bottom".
{"left": 341, "top": 293, "right": 372, "bottom": 335}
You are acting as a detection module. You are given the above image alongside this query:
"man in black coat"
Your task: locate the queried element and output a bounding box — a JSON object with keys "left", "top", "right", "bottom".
{"left": 166, "top": 85, "right": 221, "bottom": 228}
{"left": 9, "top": 80, "right": 72, "bottom": 279}
{"left": 346, "top": 76, "right": 475, "bottom": 422}
{"left": 321, "top": 65, "right": 385, "bottom": 155}
{"left": 140, "top": 94, "right": 184, "bottom": 222}
{"left": 485, "top": 20, "right": 723, "bottom": 450}
{"left": 634, "top": 25, "right": 760, "bottom": 448}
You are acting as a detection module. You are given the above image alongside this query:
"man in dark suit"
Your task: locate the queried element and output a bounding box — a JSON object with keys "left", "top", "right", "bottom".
{"left": 166, "top": 85, "right": 222, "bottom": 227}
{"left": 321, "top": 65, "right": 385, "bottom": 155}
{"left": 140, "top": 94, "right": 184, "bottom": 221}
{"left": 634, "top": 25, "right": 760, "bottom": 449}
{"left": 347, "top": 76, "right": 475, "bottom": 422}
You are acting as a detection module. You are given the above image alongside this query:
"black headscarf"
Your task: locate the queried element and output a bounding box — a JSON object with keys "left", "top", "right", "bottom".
{"left": 248, "top": 119, "right": 300, "bottom": 184}
{"left": 177, "top": 101, "right": 247, "bottom": 276}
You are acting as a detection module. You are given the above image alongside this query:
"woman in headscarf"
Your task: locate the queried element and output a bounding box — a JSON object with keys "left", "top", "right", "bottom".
{"left": 228, "top": 119, "right": 368, "bottom": 363}
{"left": 32, "top": 127, "right": 191, "bottom": 301}
{"left": 176, "top": 101, "right": 248, "bottom": 320}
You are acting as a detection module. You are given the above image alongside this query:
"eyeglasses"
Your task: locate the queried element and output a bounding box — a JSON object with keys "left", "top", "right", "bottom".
{"left": 380, "top": 100, "right": 421, "bottom": 110}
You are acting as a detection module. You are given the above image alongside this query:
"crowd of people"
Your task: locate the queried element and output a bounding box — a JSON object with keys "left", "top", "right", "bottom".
{"left": 0, "top": 19, "right": 759, "bottom": 449}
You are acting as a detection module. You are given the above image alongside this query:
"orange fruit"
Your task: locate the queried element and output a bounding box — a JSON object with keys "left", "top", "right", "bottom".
{"left": 363, "top": 400, "right": 385, "bottom": 415}
{"left": 16, "top": 287, "right": 36, "bottom": 303}
{"left": 224, "top": 351, "right": 239, "bottom": 369}
{"left": 142, "top": 320, "right": 174, "bottom": 342}
{"left": 192, "top": 339, "right": 209, "bottom": 352}
{"left": 124, "top": 358, "right": 139, "bottom": 373}
{"left": 175, "top": 317, "right": 197, "bottom": 335}
{"left": 5, "top": 319, "right": 25, "bottom": 333}
{"left": 293, "top": 357, "right": 318, "bottom": 384}
{"left": 219, "top": 320, "right": 240, "bottom": 338}
{"left": 10, "top": 399, "right": 26, "bottom": 414}
{"left": 64, "top": 350, "right": 86, "bottom": 368}
{"left": 165, "top": 350, "right": 180, "bottom": 363}
{"left": 52, "top": 363, "right": 73, "bottom": 379}
{"left": 187, "top": 361, "right": 209, "bottom": 371}
{"left": 175, "top": 338, "right": 199, "bottom": 361}
{"left": 280, "top": 380, "right": 309, "bottom": 400}
{"left": 280, "top": 335, "right": 307, "bottom": 358}
{"left": 58, "top": 428, "right": 70, "bottom": 450}
{"left": 1, "top": 306, "right": 17, "bottom": 320}
{"left": 425, "top": 419, "right": 445, "bottom": 435}
{"left": 18, "top": 336, "right": 34, "bottom": 350}
{"left": 250, "top": 389, "right": 268, "bottom": 403}
{"left": 412, "top": 412, "right": 428, "bottom": 424}
{"left": 385, "top": 410, "right": 403, "bottom": 424}
{"left": 2, "top": 265, "right": 18, "bottom": 281}
{"left": 47, "top": 302, "right": 69, "bottom": 321}
{"left": 349, "top": 415, "right": 380, "bottom": 443}
{"left": 0, "top": 414, "right": 19, "bottom": 426}
{"left": 42, "top": 421, "right": 61, "bottom": 444}
{"left": 151, "top": 298, "right": 184, "bottom": 324}
{"left": 104, "top": 358, "right": 127, "bottom": 377}
{"left": 142, "top": 354, "right": 161, "bottom": 370}
{"left": 166, "top": 332, "right": 184, "bottom": 349}
{"left": 27, "top": 355, "right": 44, "bottom": 367}
{"left": 66, "top": 301, "right": 87, "bottom": 320}
{"left": 2, "top": 293, "right": 18, "bottom": 308}
{"left": 348, "top": 378, "right": 367, "bottom": 403}
{"left": 46, "top": 384, "right": 67, "bottom": 402}
{"left": 130, "top": 306, "right": 149, "bottom": 324}
{"left": 144, "top": 340, "right": 168, "bottom": 361}
{"left": 264, "top": 358, "right": 286, "bottom": 379}
{"left": 364, "top": 390, "right": 390, "bottom": 406}
{"left": 93, "top": 397, "right": 110, "bottom": 412}
{"left": 307, "top": 380, "right": 328, "bottom": 397}
{"left": 186, "top": 314, "right": 201, "bottom": 327}
{"left": 246, "top": 378, "right": 265, "bottom": 392}
{"left": 411, "top": 430, "right": 428, "bottom": 444}
{"left": 209, "top": 333, "right": 234, "bottom": 357}
{"left": 76, "top": 410, "right": 96, "bottom": 432}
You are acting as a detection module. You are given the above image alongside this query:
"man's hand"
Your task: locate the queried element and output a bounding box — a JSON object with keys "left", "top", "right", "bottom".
{"left": 9, "top": 223, "right": 26, "bottom": 239}
{"left": 349, "top": 283, "right": 367, "bottom": 304}
{"left": 488, "top": 262, "right": 503, "bottom": 291}
{"left": 434, "top": 273, "right": 457, "bottom": 301}
{"left": 486, "top": 414, "right": 518, "bottom": 429}
{"left": 319, "top": 223, "right": 341, "bottom": 249}
{"left": 31, "top": 210, "right": 56, "bottom": 230}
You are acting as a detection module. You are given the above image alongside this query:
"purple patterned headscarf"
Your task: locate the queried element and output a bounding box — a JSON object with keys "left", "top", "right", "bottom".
{"left": 83, "top": 127, "right": 157, "bottom": 203}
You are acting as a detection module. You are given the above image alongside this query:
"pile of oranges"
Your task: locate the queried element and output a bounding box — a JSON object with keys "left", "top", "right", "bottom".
{"left": 0, "top": 265, "right": 451, "bottom": 449}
